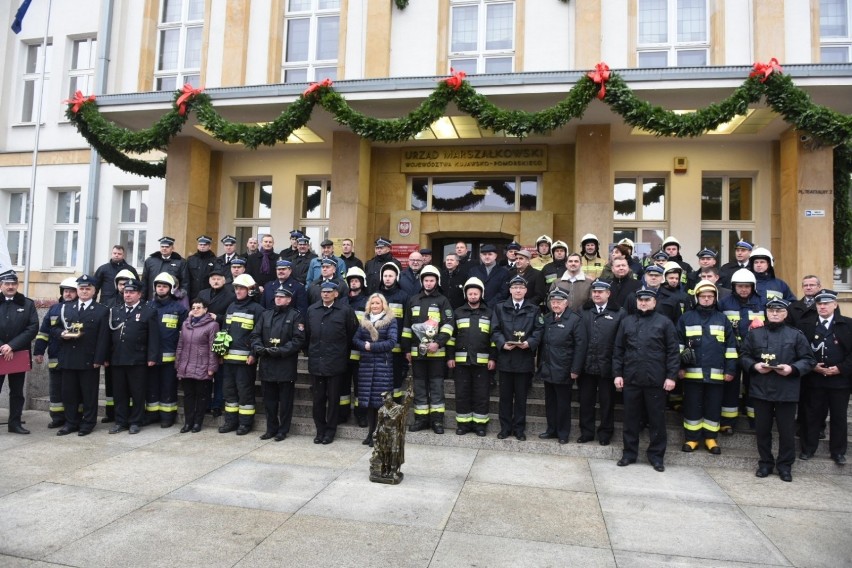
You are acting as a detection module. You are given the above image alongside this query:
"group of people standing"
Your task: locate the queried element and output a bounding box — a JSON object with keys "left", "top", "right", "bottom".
{"left": 0, "top": 232, "right": 848, "bottom": 484}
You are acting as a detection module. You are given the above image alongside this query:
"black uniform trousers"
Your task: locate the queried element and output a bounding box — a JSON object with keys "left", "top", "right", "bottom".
{"left": 682, "top": 381, "right": 723, "bottom": 441}
{"left": 577, "top": 373, "right": 616, "bottom": 442}
{"left": 103, "top": 365, "right": 116, "bottom": 420}
{"left": 392, "top": 352, "right": 408, "bottom": 401}
{"left": 262, "top": 381, "right": 295, "bottom": 436}
{"left": 411, "top": 358, "right": 446, "bottom": 425}
{"left": 753, "top": 398, "right": 796, "bottom": 473}
{"left": 147, "top": 364, "right": 178, "bottom": 425}
{"left": 181, "top": 379, "right": 210, "bottom": 428}
{"left": 804, "top": 386, "right": 850, "bottom": 457}
{"left": 622, "top": 383, "right": 667, "bottom": 464}
{"left": 311, "top": 373, "right": 343, "bottom": 438}
{"left": 0, "top": 372, "right": 26, "bottom": 426}
{"left": 498, "top": 371, "right": 532, "bottom": 436}
{"left": 720, "top": 369, "right": 742, "bottom": 428}
{"left": 62, "top": 368, "right": 100, "bottom": 433}
{"left": 338, "top": 360, "right": 359, "bottom": 424}
{"left": 111, "top": 365, "right": 147, "bottom": 427}
{"left": 223, "top": 363, "right": 257, "bottom": 428}
{"left": 48, "top": 368, "right": 65, "bottom": 424}
{"left": 453, "top": 365, "right": 490, "bottom": 428}
{"left": 543, "top": 381, "right": 573, "bottom": 440}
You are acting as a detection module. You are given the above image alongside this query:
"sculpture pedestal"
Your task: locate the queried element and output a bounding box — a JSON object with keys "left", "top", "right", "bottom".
{"left": 369, "top": 472, "right": 404, "bottom": 485}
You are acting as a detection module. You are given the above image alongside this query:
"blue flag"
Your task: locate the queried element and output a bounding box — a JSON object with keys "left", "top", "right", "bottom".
{"left": 11, "top": 0, "right": 33, "bottom": 34}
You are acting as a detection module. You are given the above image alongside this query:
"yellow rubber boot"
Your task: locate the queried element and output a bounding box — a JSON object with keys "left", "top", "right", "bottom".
{"left": 681, "top": 440, "right": 699, "bottom": 453}
{"left": 705, "top": 439, "right": 721, "bottom": 455}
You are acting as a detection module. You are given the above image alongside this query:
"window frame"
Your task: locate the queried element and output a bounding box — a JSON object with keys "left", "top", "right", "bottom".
{"left": 298, "top": 178, "right": 332, "bottom": 246}
{"left": 448, "top": 0, "right": 516, "bottom": 75}
{"left": 636, "top": 0, "right": 709, "bottom": 68}
{"left": 820, "top": 0, "right": 852, "bottom": 63}
{"left": 154, "top": 0, "right": 204, "bottom": 92}
{"left": 51, "top": 188, "right": 81, "bottom": 269}
{"left": 233, "top": 179, "right": 274, "bottom": 250}
{"left": 282, "top": 0, "right": 341, "bottom": 84}
{"left": 613, "top": 174, "right": 670, "bottom": 253}
{"left": 19, "top": 40, "right": 53, "bottom": 124}
{"left": 4, "top": 190, "right": 30, "bottom": 268}
{"left": 116, "top": 187, "right": 150, "bottom": 270}
{"left": 700, "top": 174, "right": 756, "bottom": 262}
{"left": 68, "top": 36, "right": 98, "bottom": 99}
{"left": 409, "top": 175, "right": 540, "bottom": 213}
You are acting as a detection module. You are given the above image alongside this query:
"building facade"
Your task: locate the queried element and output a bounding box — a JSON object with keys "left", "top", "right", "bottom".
{"left": 2, "top": 0, "right": 850, "bottom": 297}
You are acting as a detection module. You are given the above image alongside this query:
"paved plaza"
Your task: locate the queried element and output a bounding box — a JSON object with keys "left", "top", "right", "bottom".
{"left": 0, "top": 410, "right": 851, "bottom": 568}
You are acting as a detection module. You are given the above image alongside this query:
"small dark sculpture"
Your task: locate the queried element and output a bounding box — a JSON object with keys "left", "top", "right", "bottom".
{"left": 369, "top": 387, "right": 413, "bottom": 484}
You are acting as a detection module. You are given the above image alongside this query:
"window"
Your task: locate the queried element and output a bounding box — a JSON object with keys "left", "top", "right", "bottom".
{"left": 155, "top": 0, "right": 203, "bottom": 91}
{"left": 410, "top": 176, "right": 538, "bottom": 212}
{"left": 701, "top": 176, "right": 755, "bottom": 262}
{"left": 449, "top": 0, "right": 515, "bottom": 75}
{"left": 637, "top": 0, "right": 708, "bottom": 67}
{"left": 53, "top": 189, "right": 81, "bottom": 268}
{"left": 234, "top": 180, "right": 273, "bottom": 250}
{"left": 5, "top": 191, "right": 29, "bottom": 267}
{"left": 117, "top": 187, "right": 149, "bottom": 268}
{"left": 68, "top": 37, "right": 97, "bottom": 98}
{"left": 613, "top": 176, "right": 668, "bottom": 254}
{"left": 821, "top": 0, "right": 852, "bottom": 62}
{"left": 299, "top": 179, "right": 331, "bottom": 244}
{"left": 283, "top": 0, "right": 340, "bottom": 83}
{"left": 20, "top": 41, "right": 52, "bottom": 123}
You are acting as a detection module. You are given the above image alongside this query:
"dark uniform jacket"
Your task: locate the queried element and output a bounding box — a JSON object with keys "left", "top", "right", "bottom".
{"left": 491, "top": 299, "right": 544, "bottom": 373}
{"left": 446, "top": 303, "right": 496, "bottom": 366}
{"left": 502, "top": 266, "right": 546, "bottom": 307}
{"left": 540, "top": 260, "right": 566, "bottom": 288}
{"left": 305, "top": 301, "right": 358, "bottom": 376}
{"left": 378, "top": 283, "right": 409, "bottom": 354}
{"left": 94, "top": 260, "right": 138, "bottom": 304}
{"left": 467, "top": 263, "right": 509, "bottom": 308}
{"left": 142, "top": 252, "right": 189, "bottom": 300}
{"left": 607, "top": 272, "right": 641, "bottom": 309}
{"left": 753, "top": 269, "right": 796, "bottom": 302}
{"left": 0, "top": 292, "right": 39, "bottom": 354}
{"left": 400, "top": 290, "right": 455, "bottom": 359}
{"left": 214, "top": 252, "right": 243, "bottom": 283}
{"left": 262, "top": 277, "right": 307, "bottom": 313}
{"left": 741, "top": 323, "right": 815, "bottom": 402}
{"left": 399, "top": 268, "right": 422, "bottom": 298}
{"left": 149, "top": 295, "right": 188, "bottom": 364}
{"left": 222, "top": 296, "right": 266, "bottom": 364}
{"left": 290, "top": 252, "right": 317, "bottom": 284}
{"left": 307, "top": 276, "right": 349, "bottom": 306}
{"left": 613, "top": 309, "right": 680, "bottom": 387}
{"left": 580, "top": 303, "right": 626, "bottom": 377}
{"left": 34, "top": 301, "right": 67, "bottom": 368}
{"left": 440, "top": 266, "right": 468, "bottom": 310}
{"left": 107, "top": 303, "right": 160, "bottom": 366}
{"left": 197, "top": 286, "right": 236, "bottom": 325}
{"left": 787, "top": 298, "right": 818, "bottom": 332}
{"left": 341, "top": 254, "right": 363, "bottom": 271}
{"left": 56, "top": 301, "right": 110, "bottom": 369}
{"left": 250, "top": 305, "right": 305, "bottom": 382}
{"left": 537, "top": 310, "right": 587, "bottom": 384}
{"left": 365, "top": 253, "right": 400, "bottom": 293}
{"left": 677, "top": 305, "right": 738, "bottom": 383}
{"left": 719, "top": 291, "right": 766, "bottom": 344}
{"left": 187, "top": 250, "right": 217, "bottom": 300}
{"left": 807, "top": 312, "right": 852, "bottom": 390}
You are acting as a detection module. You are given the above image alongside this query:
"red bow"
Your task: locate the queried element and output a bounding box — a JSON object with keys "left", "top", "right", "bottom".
{"left": 63, "top": 90, "right": 96, "bottom": 113}
{"left": 749, "top": 58, "right": 783, "bottom": 83}
{"left": 587, "top": 62, "right": 611, "bottom": 100}
{"left": 443, "top": 68, "right": 466, "bottom": 90}
{"left": 176, "top": 84, "right": 204, "bottom": 116}
{"left": 303, "top": 78, "right": 333, "bottom": 97}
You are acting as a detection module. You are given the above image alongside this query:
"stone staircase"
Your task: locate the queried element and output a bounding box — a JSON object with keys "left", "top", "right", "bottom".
{"left": 29, "top": 358, "right": 852, "bottom": 476}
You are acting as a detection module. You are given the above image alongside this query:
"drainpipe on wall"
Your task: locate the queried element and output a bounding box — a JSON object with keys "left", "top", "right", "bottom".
{"left": 82, "top": 0, "right": 114, "bottom": 274}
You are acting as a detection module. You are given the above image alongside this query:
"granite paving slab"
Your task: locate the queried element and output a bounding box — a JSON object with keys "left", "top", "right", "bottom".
{"left": 467, "top": 450, "right": 595, "bottom": 493}
{"left": 589, "top": 459, "right": 733, "bottom": 504}
{"left": 706, "top": 468, "right": 852, "bottom": 512}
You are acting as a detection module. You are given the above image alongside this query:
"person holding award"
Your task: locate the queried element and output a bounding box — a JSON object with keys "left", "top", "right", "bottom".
{"left": 740, "top": 298, "right": 815, "bottom": 481}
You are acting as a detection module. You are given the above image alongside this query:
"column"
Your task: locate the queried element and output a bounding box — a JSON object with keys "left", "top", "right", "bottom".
{"left": 574, "top": 125, "right": 612, "bottom": 250}
{"left": 164, "top": 137, "right": 212, "bottom": 256}
{"left": 330, "top": 132, "right": 371, "bottom": 256}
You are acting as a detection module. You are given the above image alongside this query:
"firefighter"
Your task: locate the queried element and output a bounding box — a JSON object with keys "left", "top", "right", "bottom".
{"left": 343, "top": 266, "right": 369, "bottom": 425}
{"left": 146, "top": 272, "right": 187, "bottom": 427}
{"left": 33, "top": 277, "right": 79, "bottom": 429}
{"left": 579, "top": 233, "right": 605, "bottom": 280}
{"left": 0, "top": 270, "right": 38, "bottom": 434}
{"left": 219, "top": 274, "right": 265, "bottom": 435}
{"left": 400, "top": 265, "right": 454, "bottom": 434}
{"left": 446, "top": 277, "right": 496, "bottom": 436}
{"left": 377, "top": 262, "right": 410, "bottom": 402}
{"left": 677, "top": 280, "right": 737, "bottom": 455}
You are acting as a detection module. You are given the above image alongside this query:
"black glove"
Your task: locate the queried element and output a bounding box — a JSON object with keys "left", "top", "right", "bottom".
{"left": 252, "top": 345, "right": 265, "bottom": 357}
{"left": 265, "top": 347, "right": 281, "bottom": 357}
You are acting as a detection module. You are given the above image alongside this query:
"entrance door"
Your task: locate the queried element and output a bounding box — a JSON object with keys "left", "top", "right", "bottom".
{"left": 432, "top": 237, "right": 513, "bottom": 265}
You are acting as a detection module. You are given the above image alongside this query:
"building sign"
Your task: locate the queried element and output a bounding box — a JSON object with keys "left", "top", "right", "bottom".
{"left": 391, "top": 244, "right": 420, "bottom": 267}
{"left": 805, "top": 209, "right": 826, "bottom": 218}
{"left": 397, "top": 218, "right": 412, "bottom": 237}
{"left": 401, "top": 145, "right": 547, "bottom": 173}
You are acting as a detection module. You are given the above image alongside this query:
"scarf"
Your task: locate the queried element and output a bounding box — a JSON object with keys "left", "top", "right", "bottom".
{"left": 260, "top": 249, "right": 272, "bottom": 274}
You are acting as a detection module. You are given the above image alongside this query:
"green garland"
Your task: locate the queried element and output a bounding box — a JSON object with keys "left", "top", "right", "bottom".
{"left": 64, "top": 64, "right": 852, "bottom": 264}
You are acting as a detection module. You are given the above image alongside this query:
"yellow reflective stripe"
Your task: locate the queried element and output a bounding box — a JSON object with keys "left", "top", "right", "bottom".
{"left": 389, "top": 304, "right": 403, "bottom": 318}
{"left": 456, "top": 318, "right": 471, "bottom": 328}
{"left": 36, "top": 332, "right": 49, "bottom": 342}
{"left": 683, "top": 370, "right": 704, "bottom": 379}
{"left": 455, "top": 351, "right": 468, "bottom": 362}
{"left": 749, "top": 314, "right": 765, "bottom": 321}
{"left": 48, "top": 359, "right": 58, "bottom": 368}
{"left": 145, "top": 403, "right": 159, "bottom": 411}
{"left": 684, "top": 325, "right": 702, "bottom": 336}
{"left": 49, "top": 403, "right": 64, "bottom": 412}
{"left": 238, "top": 406, "right": 256, "bottom": 415}
{"left": 413, "top": 405, "right": 429, "bottom": 415}
{"left": 478, "top": 321, "right": 491, "bottom": 333}
{"left": 350, "top": 350, "right": 360, "bottom": 361}
{"left": 702, "top": 419, "right": 720, "bottom": 431}
{"left": 472, "top": 414, "right": 489, "bottom": 423}
{"left": 545, "top": 274, "right": 556, "bottom": 284}
{"left": 430, "top": 405, "right": 445, "bottom": 413}
{"left": 339, "top": 395, "right": 351, "bottom": 405}
{"left": 720, "top": 406, "right": 738, "bottom": 418}
{"left": 162, "top": 353, "right": 176, "bottom": 362}
{"left": 456, "top": 413, "right": 473, "bottom": 423}
{"left": 725, "top": 348, "right": 738, "bottom": 359}
{"left": 401, "top": 328, "right": 413, "bottom": 338}
{"left": 745, "top": 406, "right": 754, "bottom": 418}
{"left": 160, "top": 403, "right": 178, "bottom": 412}
{"left": 683, "top": 418, "right": 702, "bottom": 431}
{"left": 475, "top": 353, "right": 489, "bottom": 364}
{"left": 440, "top": 324, "right": 454, "bottom": 335}
{"left": 224, "top": 404, "right": 239, "bottom": 413}
{"left": 392, "top": 345, "right": 402, "bottom": 353}
{"left": 447, "top": 338, "right": 456, "bottom": 347}
{"left": 411, "top": 306, "right": 421, "bottom": 317}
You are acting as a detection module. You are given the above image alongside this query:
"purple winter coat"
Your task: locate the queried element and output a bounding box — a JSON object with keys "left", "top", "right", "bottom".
{"left": 175, "top": 314, "right": 219, "bottom": 380}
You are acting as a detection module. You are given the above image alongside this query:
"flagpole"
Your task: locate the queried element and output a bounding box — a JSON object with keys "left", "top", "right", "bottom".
{"left": 22, "top": 0, "right": 53, "bottom": 296}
